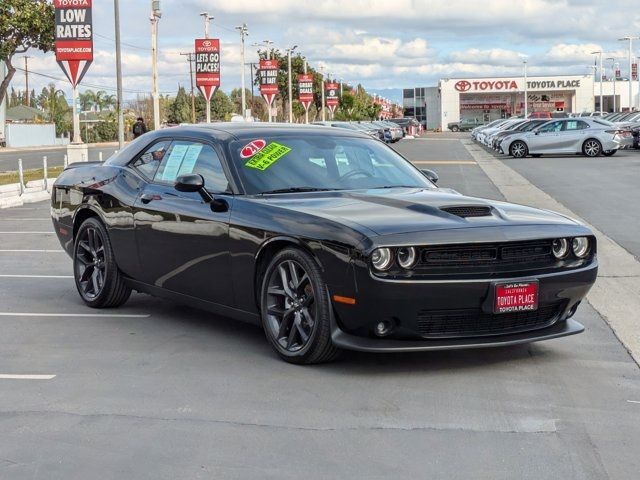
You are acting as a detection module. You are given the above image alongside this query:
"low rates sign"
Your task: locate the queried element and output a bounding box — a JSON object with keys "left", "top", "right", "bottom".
{"left": 54, "top": 0, "right": 93, "bottom": 87}
{"left": 195, "top": 38, "right": 221, "bottom": 101}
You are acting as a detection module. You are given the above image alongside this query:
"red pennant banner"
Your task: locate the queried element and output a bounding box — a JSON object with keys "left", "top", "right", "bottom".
{"left": 326, "top": 82, "right": 339, "bottom": 114}
{"left": 260, "top": 59, "right": 279, "bottom": 106}
{"left": 55, "top": 0, "right": 93, "bottom": 87}
{"left": 195, "top": 38, "right": 221, "bottom": 102}
{"left": 298, "top": 73, "right": 314, "bottom": 111}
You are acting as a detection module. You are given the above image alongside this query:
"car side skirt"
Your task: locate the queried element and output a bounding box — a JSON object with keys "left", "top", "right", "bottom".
{"left": 125, "top": 278, "right": 261, "bottom": 326}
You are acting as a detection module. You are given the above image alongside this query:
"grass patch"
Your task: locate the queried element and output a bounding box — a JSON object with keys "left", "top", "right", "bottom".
{"left": 0, "top": 166, "right": 65, "bottom": 186}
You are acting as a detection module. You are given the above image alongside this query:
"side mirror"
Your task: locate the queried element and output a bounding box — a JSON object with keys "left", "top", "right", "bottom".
{"left": 175, "top": 173, "right": 215, "bottom": 204}
{"left": 421, "top": 169, "right": 439, "bottom": 184}
{"left": 175, "top": 173, "right": 204, "bottom": 193}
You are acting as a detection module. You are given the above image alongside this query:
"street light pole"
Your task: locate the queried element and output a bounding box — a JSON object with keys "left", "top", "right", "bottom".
{"left": 607, "top": 57, "right": 617, "bottom": 112}
{"left": 114, "top": 0, "right": 124, "bottom": 148}
{"left": 320, "top": 66, "right": 326, "bottom": 121}
{"left": 236, "top": 24, "right": 249, "bottom": 119}
{"left": 618, "top": 36, "right": 638, "bottom": 111}
{"left": 286, "top": 45, "right": 297, "bottom": 123}
{"left": 150, "top": 0, "right": 162, "bottom": 130}
{"left": 592, "top": 51, "right": 603, "bottom": 112}
{"left": 181, "top": 52, "right": 196, "bottom": 123}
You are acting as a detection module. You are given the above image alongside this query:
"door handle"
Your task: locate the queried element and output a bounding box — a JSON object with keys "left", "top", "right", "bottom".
{"left": 140, "top": 193, "right": 161, "bottom": 204}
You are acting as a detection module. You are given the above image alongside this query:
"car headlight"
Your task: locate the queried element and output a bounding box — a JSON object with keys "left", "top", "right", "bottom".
{"left": 552, "top": 238, "right": 569, "bottom": 259}
{"left": 572, "top": 237, "right": 590, "bottom": 258}
{"left": 397, "top": 247, "right": 417, "bottom": 269}
{"left": 371, "top": 247, "right": 393, "bottom": 270}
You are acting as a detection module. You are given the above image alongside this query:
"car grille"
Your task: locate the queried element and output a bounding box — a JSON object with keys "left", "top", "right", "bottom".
{"left": 416, "top": 302, "right": 563, "bottom": 338}
{"left": 440, "top": 205, "right": 492, "bottom": 218}
{"left": 417, "top": 240, "right": 554, "bottom": 272}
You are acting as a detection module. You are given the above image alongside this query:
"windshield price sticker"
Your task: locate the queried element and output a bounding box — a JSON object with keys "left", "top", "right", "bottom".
{"left": 245, "top": 142, "right": 291, "bottom": 171}
{"left": 240, "top": 139, "right": 267, "bottom": 159}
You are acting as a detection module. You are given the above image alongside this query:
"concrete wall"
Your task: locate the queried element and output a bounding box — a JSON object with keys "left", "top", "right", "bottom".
{"left": 424, "top": 87, "right": 441, "bottom": 130}
{"left": 5, "top": 124, "right": 68, "bottom": 148}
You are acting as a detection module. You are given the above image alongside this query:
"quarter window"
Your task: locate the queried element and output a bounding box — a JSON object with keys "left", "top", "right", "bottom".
{"left": 564, "top": 120, "right": 589, "bottom": 131}
{"left": 153, "top": 140, "right": 229, "bottom": 192}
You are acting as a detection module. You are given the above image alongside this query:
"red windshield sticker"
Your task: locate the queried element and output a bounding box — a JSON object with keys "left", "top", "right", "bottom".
{"left": 240, "top": 139, "right": 267, "bottom": 159}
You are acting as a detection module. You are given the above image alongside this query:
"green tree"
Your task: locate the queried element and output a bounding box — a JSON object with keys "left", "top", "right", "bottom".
{"left": 0, "top": 0, "right": 54, "bottom": 107}
{"left": 166, "top": 86, "right": 191, "bottom": 124}
{"left": 37, "top": 83, "right": 71, "bottom": 136}
{"left": 79, "top": 90, "right": 97, "bottom": 111}
{"left": 195, "top": 89, "right": 234, "bottom": 122}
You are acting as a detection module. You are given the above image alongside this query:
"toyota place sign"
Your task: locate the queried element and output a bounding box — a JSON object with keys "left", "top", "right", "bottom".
{"left": 453, "top": 78, "right": 582, "bottom": 93}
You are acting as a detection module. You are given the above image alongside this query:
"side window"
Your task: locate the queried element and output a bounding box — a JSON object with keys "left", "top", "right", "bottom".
{"left": 131, "top": 140, "right": 172, "bottom": 179}
{"left": 538, "top": 121, "right": 562, "bottom": 133}
{"left": 564, "top": 120, "right": 589, "bottom": 131}
{"left": 153, "top": 140, "right": 229, "bottom": 192}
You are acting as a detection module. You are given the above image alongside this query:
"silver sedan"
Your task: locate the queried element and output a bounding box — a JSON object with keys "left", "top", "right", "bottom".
{"left": 499, "top": 118, "right": 633, "bottom": 158}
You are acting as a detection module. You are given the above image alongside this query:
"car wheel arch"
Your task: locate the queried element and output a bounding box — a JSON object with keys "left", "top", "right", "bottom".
{"left": 72, "top": 206, "right": 104, "bottom": 240}
{"left": 253, "top": 236, "right": 323, "bottom": 308}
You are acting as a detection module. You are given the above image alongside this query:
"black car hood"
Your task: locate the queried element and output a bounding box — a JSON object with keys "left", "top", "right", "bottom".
{"left": 261, "top": 187, "right": 578, "bottom": 236}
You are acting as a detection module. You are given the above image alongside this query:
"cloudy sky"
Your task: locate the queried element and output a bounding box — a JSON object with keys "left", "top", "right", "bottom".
{"left": 13, "top": 0, "right": 640, "bottom": 103}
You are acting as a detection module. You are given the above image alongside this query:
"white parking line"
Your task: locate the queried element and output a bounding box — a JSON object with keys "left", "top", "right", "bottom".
{"left": 0, "top": 312, "right": 150, "bottom": 318}
{"left": 412, "top": 160, "right": 477, "bottom": 165}
{"left": 628, "top": 400, "right": 640, "bottom": 404}
{"left": 0, "top": 249, "right": 65, "bottom": 253}
{"left": 0, "top": 231, "right": 53, "bottom": 234}
{"left": 0, "top": 374, "right": 56, "bottom": 380}
{"left": 0, "top": 218, "right": 50, "bottom": 221}
{"left": 0, "top": 274, "right": 73, "bottom": 279}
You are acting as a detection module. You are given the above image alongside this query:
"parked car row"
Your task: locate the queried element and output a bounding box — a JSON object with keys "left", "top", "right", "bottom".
{"left": 313, "top": 120, "right": 407, "bottom": 143}
{"left": 471, "top": 116, "right": 634, "bottom": 157}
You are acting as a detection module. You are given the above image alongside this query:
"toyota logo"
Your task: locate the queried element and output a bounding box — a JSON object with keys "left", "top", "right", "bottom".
{"left": 203, "top": 40, "right": 212, "bottom": 47}
{"left": 455, "top": 80, "right": 472, "bottom": 92}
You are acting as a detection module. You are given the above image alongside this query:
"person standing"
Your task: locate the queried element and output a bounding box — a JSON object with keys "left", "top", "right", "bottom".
{"left": 132, "top": 117, "right": 148, "bottom": 139}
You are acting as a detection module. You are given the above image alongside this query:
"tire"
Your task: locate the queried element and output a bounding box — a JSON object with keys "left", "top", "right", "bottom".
{"left": 603, "top": 150, "right": 617, "bottom": 156}
{"left": 73, "top": 217, "right": 131, "bottom": 308}
{"left": 509, "top": 140, "right": 528, "bottom": 158}
{"left": 582, "top": 139, "right": 602, "bottom": 157}
{"left": 260, "top": 247, "right": 340, "bottom": 364}
{"left": 451, "top": 125, "right": 460, "bottom": 132}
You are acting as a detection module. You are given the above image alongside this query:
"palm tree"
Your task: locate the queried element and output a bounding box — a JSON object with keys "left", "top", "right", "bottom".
{"left": 79, "top": 90, "right": 96, "bottom": 112}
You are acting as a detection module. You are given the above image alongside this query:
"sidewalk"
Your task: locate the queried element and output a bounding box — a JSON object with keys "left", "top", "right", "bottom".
{"left": 0, "top": 141, "right": 120, "bottom": 153}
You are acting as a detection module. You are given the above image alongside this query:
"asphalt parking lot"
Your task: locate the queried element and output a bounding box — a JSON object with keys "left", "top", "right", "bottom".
{"left": 1, "top": 138, "right": 639, "bottom": 479}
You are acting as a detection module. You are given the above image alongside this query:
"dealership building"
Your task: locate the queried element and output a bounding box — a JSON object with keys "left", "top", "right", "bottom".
{"left": 403, "top": 74, "right": 640, "bottom": 130}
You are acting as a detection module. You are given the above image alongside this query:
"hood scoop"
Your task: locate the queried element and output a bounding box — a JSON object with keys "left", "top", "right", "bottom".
{"left": 440, "top": 205, "right": 492, "bottom": 218}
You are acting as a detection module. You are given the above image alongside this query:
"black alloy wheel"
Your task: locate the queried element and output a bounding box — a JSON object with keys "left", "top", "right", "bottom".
{"left": 73, "top": 217, "right": 131, "bottom": 308}
{"left": 261, "top": 248, "right": 339, "bottom": 364}
{"left": 582, "top": 139, "right": 602, "bottom": 157}
{"left": 510, "top": 141, "right": 528, "bottom": 158}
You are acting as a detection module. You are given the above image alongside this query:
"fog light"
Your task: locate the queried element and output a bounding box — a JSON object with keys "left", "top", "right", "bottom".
{"left": 572, "top": 237, "right": 590, "bottom": 258}
{"left": 552, "top": 238, "right": 569, "bottom": 259}
{"left": 371, "top": 247, "right": 393, "bottom": 271}
{"left": 375, "top": 321, "right": 392, "bottom": 337}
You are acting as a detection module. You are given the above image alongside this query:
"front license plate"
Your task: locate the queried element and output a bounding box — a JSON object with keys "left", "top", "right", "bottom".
{"left": 494, "top": 281, "right": 538, "bottom": 314}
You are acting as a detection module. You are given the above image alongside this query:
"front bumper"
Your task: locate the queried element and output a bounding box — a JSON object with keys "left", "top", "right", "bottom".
{"left": 330, "top": 260, "right": 597, "bottom": 352}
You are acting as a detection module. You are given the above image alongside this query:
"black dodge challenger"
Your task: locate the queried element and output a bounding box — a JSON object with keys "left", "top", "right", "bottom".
{"left": 51, "top": 124, "right": 597, "bottom": 364}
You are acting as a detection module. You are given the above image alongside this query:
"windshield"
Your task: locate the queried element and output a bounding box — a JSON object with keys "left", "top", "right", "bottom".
{"left": 230, "top": 134, "right": 435, "bottom": 194}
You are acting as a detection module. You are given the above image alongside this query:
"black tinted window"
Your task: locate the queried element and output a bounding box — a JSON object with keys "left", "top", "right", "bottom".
{"left": 131, "top": 140, "right": 172, "bottom": 179}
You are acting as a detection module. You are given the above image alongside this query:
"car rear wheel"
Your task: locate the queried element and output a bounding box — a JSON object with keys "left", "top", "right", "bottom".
{"left": 603, "top": 150, "right": 617, "bottom": 156}
{"left": 582, "top": 139, "right": 602, "bottom": 157}
{"left": 260, "top": 248, "right": 340, "bottom": 364}
{"left": 510, "top": 141, "right": 528, "bottom": 158}
{"left": 73, "top": 217, "right": 131, "bottom": 308}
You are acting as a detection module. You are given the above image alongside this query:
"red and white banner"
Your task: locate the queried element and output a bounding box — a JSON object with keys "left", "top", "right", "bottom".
{"left": 259, "top": 59, "right": 279, "bottom": 106}
{"left": 195, "top": 38, "right": 221, "bottom": 102}
{"left": 298, "top": 74, "right": 314, "bottom": 111}
{"left": 325, "top": 82, "right": 339, "bottom": 114}
{"left": 632, "top": 63, "right": 638, "bottom": 81}
{"left": 54, "top": 0, "right": 93, "bottom": 87}
{"left": 615, "top": 68, "right": 621, "bottom": 79}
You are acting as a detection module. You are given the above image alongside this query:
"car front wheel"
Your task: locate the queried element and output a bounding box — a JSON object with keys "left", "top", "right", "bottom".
{"left": 451, "top": 125, "right": 459, "bottom": 132}
{"left": 583, "top": 139, "right": 602, "bottom": 157}
{"left": 73, "top": 217, "right": 131, "bottom": 308}
{"left": 510, "top": 141, "right": 528, "bottom": 158}
{"left": 260, "top": 248, "right": 340, "bottom": 364}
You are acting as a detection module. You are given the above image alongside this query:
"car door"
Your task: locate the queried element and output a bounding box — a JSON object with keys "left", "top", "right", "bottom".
{"left": 556, "top": 120, "right": 590, "bottom": 152}
{"left": 131, "top": 138, "right": 234, "bottom": 306}
{"left": 527, "top": 120, "right": 564, "bottom": 153}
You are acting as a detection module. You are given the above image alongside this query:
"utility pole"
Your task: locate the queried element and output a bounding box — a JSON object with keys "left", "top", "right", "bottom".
{"left": 618, "top": 36, "right": 639, "bottom": 111}
{"left": 523, "top": 59, "right": 528, "bottom": 117}
{"left": 114, "top": 0, "right": 124, "bottom": 148}
{"left": 23, "top": 56, "right": 31, "bottom": 106}
{"left": 286, "top": 45, "right": 297, "bottom": 123}
{"left": 200, "top": 12, "right": 212, "bottom": 38}
{"left": 181, "top": 53, "right": 196, "bottom": 123}
{"left": 150, "top": 0, "right": 162, "bottom": 130}
{"left": 236, "top": 24, "right": 249, "bottom": 119}
{"left": 607, "top": 58, "right": 617, "bottom": 112}
{"left": 320, "top": 66, "right": 326, "bottom": 121}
